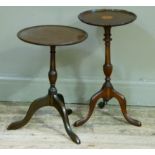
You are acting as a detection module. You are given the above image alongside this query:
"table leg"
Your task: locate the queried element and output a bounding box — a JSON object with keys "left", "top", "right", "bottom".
{"left": 53, "top": 95, "right": 80, "bottom": 144}
{"left": 74, "top": 90, "right": 103, "bottom": 127}
{"left": 7, "top": 95, "right": 49, "bottom": 130}
{"left": 112, "top": 89, "right": 141, "bottom": 126}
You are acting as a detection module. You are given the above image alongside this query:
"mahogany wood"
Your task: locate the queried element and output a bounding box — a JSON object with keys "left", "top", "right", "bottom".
{"left": 74, "top": 9, "right": 141, "bottom": 127}
{"left": 7, "top": 25, "right": 87, "bottom": 144}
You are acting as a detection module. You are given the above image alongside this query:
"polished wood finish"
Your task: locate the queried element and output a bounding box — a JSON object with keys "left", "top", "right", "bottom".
{"left": 78, "top": 9, "right": 137, "bottom": 27}
{"left": 17, "top": 25, "right": 87, "bottom": 46}
{"left": 7, "top": 25, "right": 87, "bottom": 144}
{"left": 74, "top": 9, "right": 141, "bottom": 127}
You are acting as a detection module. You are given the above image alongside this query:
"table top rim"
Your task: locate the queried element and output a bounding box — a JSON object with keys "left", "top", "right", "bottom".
{"left": 78, "top": 9, "right": 137, "bottom": 27}
{"left": 17, "top": 25, "right": 88, "bottom": 46}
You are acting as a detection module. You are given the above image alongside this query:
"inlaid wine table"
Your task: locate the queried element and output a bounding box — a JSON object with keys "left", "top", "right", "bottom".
{"left": 7, "top": 25, "right": 87, "bottom": 144}
{"left": 74, "top": 9, "right": 142, "bottom": 127}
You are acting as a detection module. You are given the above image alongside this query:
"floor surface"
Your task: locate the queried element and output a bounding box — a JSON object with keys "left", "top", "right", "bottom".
{"left": 0, "top": 102, "right": 155, "bottom": 149}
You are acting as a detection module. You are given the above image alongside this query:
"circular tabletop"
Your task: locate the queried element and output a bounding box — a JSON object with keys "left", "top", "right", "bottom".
{"left": 17, "top": 25, "right": 88, "bottom": 46}
{"left": 78, "top": 9, "right": 137, "bottom": 27}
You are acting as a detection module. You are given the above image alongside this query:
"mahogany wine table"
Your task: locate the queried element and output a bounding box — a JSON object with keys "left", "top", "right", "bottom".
{"left": 74, "top": 9, "right": 142, "bottom": 127}
{"left": 7, "top": 25, "right": 87, "bottom": 144}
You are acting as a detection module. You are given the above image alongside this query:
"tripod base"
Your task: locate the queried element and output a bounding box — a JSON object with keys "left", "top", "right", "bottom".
{"left": 8, "top": 93, "right": 80, "bottom": 144}
{"left": 74, "top": 82, "right": 142, "bottom": 127}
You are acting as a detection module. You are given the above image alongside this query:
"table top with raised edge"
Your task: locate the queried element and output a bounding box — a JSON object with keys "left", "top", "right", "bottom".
{"left": 17, "top": 25, "right": 88, "bottom": 46}
{"left": 78, "top": 9, "right": 137, "bottom": 27}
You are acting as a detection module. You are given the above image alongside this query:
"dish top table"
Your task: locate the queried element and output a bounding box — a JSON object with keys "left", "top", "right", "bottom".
{"left": 8, "top": 25, "right": 87, "bottom": 144}
{"left": 74, "top": 9, "right": 141, "bottom": 128}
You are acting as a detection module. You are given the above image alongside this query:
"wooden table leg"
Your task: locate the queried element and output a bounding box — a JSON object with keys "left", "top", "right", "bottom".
{"left": 7, "top": 95, "right": 50, "bottom": 130}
